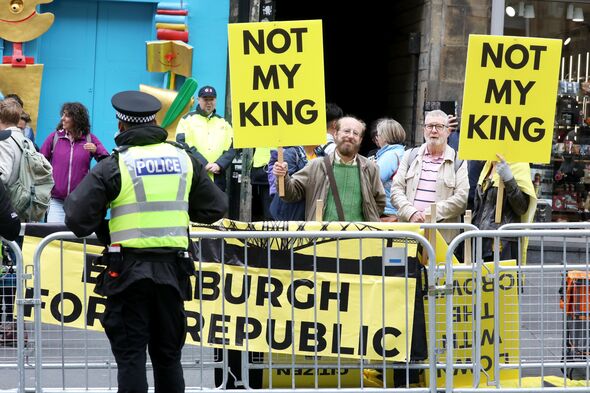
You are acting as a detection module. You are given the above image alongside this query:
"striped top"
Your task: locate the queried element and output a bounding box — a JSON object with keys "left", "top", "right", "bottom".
{"left": 413, "top": 151, "right": 444, "bottom": 213}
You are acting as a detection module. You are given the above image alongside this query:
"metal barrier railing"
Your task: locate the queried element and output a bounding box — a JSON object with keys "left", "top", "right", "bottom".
{"left": 24, "top": 229, "right": 436, "bottom": 392}
{"left": 0, "top": 237, "right": 27, "bottom": 393}
{"left": 6, "top": 224, "right": 590, "bottom": 392}
{"left": 189, "top": 230, "right": 438, "bottom": 392}
{"left": 447, "top": 229, "right": 590, "bottom": 392}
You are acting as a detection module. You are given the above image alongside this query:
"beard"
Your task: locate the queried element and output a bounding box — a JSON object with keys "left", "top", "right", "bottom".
{"left": 426, "top": 136, "right": 446, "bottom": 147}
{"left": 336, "top": 140, "right": 358, "bottom": 156}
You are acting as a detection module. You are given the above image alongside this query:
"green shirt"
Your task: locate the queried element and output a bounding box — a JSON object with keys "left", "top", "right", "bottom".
{"left": 323, "top": 163, "right": 364, "bottom": 221}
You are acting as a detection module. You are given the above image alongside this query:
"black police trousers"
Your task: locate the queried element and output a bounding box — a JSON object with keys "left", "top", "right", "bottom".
{"left": 101, "top": 279, "right": 186, "bottom": 393}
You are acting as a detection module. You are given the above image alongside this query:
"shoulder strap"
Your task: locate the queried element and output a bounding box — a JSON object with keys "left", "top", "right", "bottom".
{"left": 165, "top": 140, "right": 185, "bottom": 150}
{"left": 9, "top": 135, "right": 24, "bottom": 152}
{"left": 114, "top": 145, "right": 131, "bottom": 154}
{"left": 390, "top": 149, "right": 401, "bottom": 180}
{"left": 453, "top": 149, "right": 463, "bottom": 172}
{"left": 322, "top": 155, "right": 345, "bottom": 221}
{"left": 51, "top": 132, "right": 59, "bottom": 156}
{"left": 408, "top": 147, "right": 418, "bottom": 164}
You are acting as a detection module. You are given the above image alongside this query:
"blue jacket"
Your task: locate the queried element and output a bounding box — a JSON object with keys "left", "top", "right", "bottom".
{"left": 268, "top": 147, "right": 307, "bottom": 221}
{"left": 375, "top": 143, "right": 405, "bottom": 215}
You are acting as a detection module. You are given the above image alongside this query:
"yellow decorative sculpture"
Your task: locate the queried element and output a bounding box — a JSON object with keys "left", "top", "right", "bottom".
{"left": 0, "top": 0, "right": 54, "bottom": 42}
{"left": 144, "top": 40, "right": 195, "bottom": 138}
{"left": 139, "top": 84, "right": 193, "bottom": 141}
{"left": 0, "top": 0, "right": 55, "bottom": 132}
{"left": 146, "top": 40, "right": 192, "bottom": 90}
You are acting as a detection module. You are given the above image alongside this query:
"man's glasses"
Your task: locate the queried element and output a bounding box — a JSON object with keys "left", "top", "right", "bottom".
{"left": 339, "top": 128, "right": 362, "bottom": 137}
{"left": 424, "top": 123, "right": 447, "bottom": 131}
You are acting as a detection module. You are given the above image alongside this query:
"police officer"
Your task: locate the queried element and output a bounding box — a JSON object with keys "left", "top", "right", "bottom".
{"left": 64, "top": 90, "right": 227, "bottom": 393}
{"left": 175, "top": 85, "right": 236, "bottom": 191}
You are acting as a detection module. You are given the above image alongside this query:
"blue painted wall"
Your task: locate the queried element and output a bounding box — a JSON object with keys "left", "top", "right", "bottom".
{"left": 16, "top": 0, "right": 230, "bottom": 151}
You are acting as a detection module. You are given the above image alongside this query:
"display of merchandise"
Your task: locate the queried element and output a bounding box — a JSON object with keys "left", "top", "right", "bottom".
{"left": 550, "top": 57, "right": 590, "bottom": 222}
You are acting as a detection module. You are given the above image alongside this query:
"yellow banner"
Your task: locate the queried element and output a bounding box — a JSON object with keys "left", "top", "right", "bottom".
{"left": 192, "top": 261, "right": 416, "bottom": 361}
{"left": 22, "top": 220, "right": 429, "bottom": 363}
{"left": 459, "top": 35, "right": 561, "bottom": 163}
{"left": 228, "top": 20, "right": 326, "bottom": 148}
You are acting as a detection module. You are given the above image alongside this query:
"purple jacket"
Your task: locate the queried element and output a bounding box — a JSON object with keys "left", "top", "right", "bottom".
{"left": 40, "top": 130, "right": 109, "bottom": 200}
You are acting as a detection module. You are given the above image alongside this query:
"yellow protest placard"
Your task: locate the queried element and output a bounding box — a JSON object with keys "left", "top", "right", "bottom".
{"left": 427, "top": 260, "right": 520, "bottom": 387}
{"left": 459, "top": 35, "right": 561, "bottom": 163}
{"left": 228, "top": 20, "right": 326, "bottom": 148}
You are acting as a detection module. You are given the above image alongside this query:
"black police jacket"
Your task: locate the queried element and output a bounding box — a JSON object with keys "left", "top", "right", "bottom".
{"left": 63, "top": 124, "right": 228, "bottom": 298}
{"left": 0, "top": 181, "right": 20, "bottom": 241}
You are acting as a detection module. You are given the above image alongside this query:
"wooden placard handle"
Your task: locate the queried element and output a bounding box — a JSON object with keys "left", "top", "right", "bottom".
{"left": 277, "top": 147, "right": 285, "bottom": 197}
{"left": 492, "top": 158, "right": 504, "bottom": 224}
{"left": 464, "top": 210, "right": 472, "bottom": 264}
{"left": 421, "top": 203, "right": 437, "bottom": 265}
{"left": 495, "top": 179, "right": 504, "bottom": 224}
{"left": 315, "top": 199, "right": 324, "bottom": 221}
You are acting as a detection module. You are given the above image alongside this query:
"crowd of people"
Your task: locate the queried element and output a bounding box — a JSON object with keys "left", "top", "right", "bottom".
{"left": 0, "top": 86, "right": 538, "bottom": 391}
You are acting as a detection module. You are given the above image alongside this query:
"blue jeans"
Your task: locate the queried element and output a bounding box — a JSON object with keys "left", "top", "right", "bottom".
{"left": 46, "top": 198, "right": 65, "bottom": 223}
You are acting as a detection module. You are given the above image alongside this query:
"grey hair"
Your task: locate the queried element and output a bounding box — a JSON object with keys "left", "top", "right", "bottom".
{"left": 425, "top": 109, "right": 449, "bottom": 126}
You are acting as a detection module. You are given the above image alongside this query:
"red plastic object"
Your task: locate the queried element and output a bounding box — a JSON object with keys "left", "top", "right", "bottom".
{"left": 157, "top": 29, "right": 189, "bottom": 43}
{"left": 157, "top": 10, "right": 188, "bottom": 15}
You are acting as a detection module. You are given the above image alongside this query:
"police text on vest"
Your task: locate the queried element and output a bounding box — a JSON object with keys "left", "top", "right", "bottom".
{"left": 135, "top": 157, "right": 182, "bottom": 176}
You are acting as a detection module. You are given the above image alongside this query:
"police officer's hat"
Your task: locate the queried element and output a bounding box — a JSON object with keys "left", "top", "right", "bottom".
{"left": 198, "top": 86, "right": 217, "bottom": 98}
{"left": 111, "top": 91, "right": 161, "bottom": 124}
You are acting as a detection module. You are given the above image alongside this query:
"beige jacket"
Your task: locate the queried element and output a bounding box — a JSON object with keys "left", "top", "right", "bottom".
{"left": 280, "top": 153, "right": 385, "bottom": 221}
{"left": 391, "top": 144, "right": 468, "bottom": 242}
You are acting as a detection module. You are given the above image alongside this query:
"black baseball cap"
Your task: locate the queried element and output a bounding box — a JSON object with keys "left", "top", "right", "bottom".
{"left": 198, "top": 86, "right": 217, "bottom": 98}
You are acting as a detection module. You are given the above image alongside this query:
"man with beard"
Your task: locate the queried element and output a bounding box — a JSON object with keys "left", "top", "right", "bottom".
{"left": 391, "top": 109, "right": 468, "bottom": 243}
{"left": 272, "top": 116, "right": 385, "bottom": 221}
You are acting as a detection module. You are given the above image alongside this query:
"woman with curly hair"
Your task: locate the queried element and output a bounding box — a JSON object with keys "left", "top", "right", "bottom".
{"left": 40, "top": 102, "right": 109, "bottom": 222}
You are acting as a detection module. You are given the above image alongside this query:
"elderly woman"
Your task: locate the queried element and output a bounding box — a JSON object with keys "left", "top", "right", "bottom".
{"left": 374, "top": 118, "right": 406, "bottom": 221}
{"left": 40, "top": 102, "right": 109, "bottom": 223}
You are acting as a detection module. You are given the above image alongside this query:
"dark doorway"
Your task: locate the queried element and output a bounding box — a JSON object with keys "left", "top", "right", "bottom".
{"left": 275, "top": 1, "right": 423, "bottom": 153}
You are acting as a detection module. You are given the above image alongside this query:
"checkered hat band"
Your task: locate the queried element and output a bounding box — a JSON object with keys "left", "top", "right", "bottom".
{"left": 116, "top": 110, "right": 157, "bottom": 123}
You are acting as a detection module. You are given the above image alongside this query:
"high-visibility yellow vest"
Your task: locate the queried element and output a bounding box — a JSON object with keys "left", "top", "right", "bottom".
{"left": 252, "top": 147, "right": 271, "bottom": 168}
{"left": 109, "top": 143, "right": 193, "bottom": 249}
{"left": 177, "top": 112, "right": 233, "bottom": 164}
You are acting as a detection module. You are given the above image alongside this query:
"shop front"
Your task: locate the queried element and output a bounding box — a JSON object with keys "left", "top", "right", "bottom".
{"left": 494, "top": 0, "right": 590, "bottom": 221}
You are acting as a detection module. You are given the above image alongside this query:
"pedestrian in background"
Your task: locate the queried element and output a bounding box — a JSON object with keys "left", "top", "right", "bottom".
{"left": 0, "top": 182, "right": 19, "bottom": 241}
{"left": 373, "top": 118, "right": 406, "bottom": 221}
{"left": 472, "top": 154, "right": 536, "bottom": 261}
{"left": 176, "top": 85, "right": 235, "bottom": 191}
{"left": 40, "top": 102, "right": 109, "bottom": 223}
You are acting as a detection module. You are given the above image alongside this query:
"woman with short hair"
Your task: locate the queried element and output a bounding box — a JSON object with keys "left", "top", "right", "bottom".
{"left": 374, "top": 118, "right": 406, "bottom": 221}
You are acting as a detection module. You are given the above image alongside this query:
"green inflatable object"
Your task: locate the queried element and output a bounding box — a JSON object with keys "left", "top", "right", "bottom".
{"left": 161, "top": 77, "right": 198, "bottom": 129}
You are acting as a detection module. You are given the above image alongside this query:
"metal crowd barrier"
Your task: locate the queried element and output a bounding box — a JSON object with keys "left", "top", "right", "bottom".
{"left": 12, "top": 229, "right": 437, "bottom": 393}
{"left": 5, "top": 224, "right": 590, "bottom": 392}
{"left": 0, "top": 237, "right": 29, "bottom": 393}
{"left": 446, "top": 228, "right": 590, "bottom": 392}
{"left": 189, "top": 230, "right": 438, "bottom": 392}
